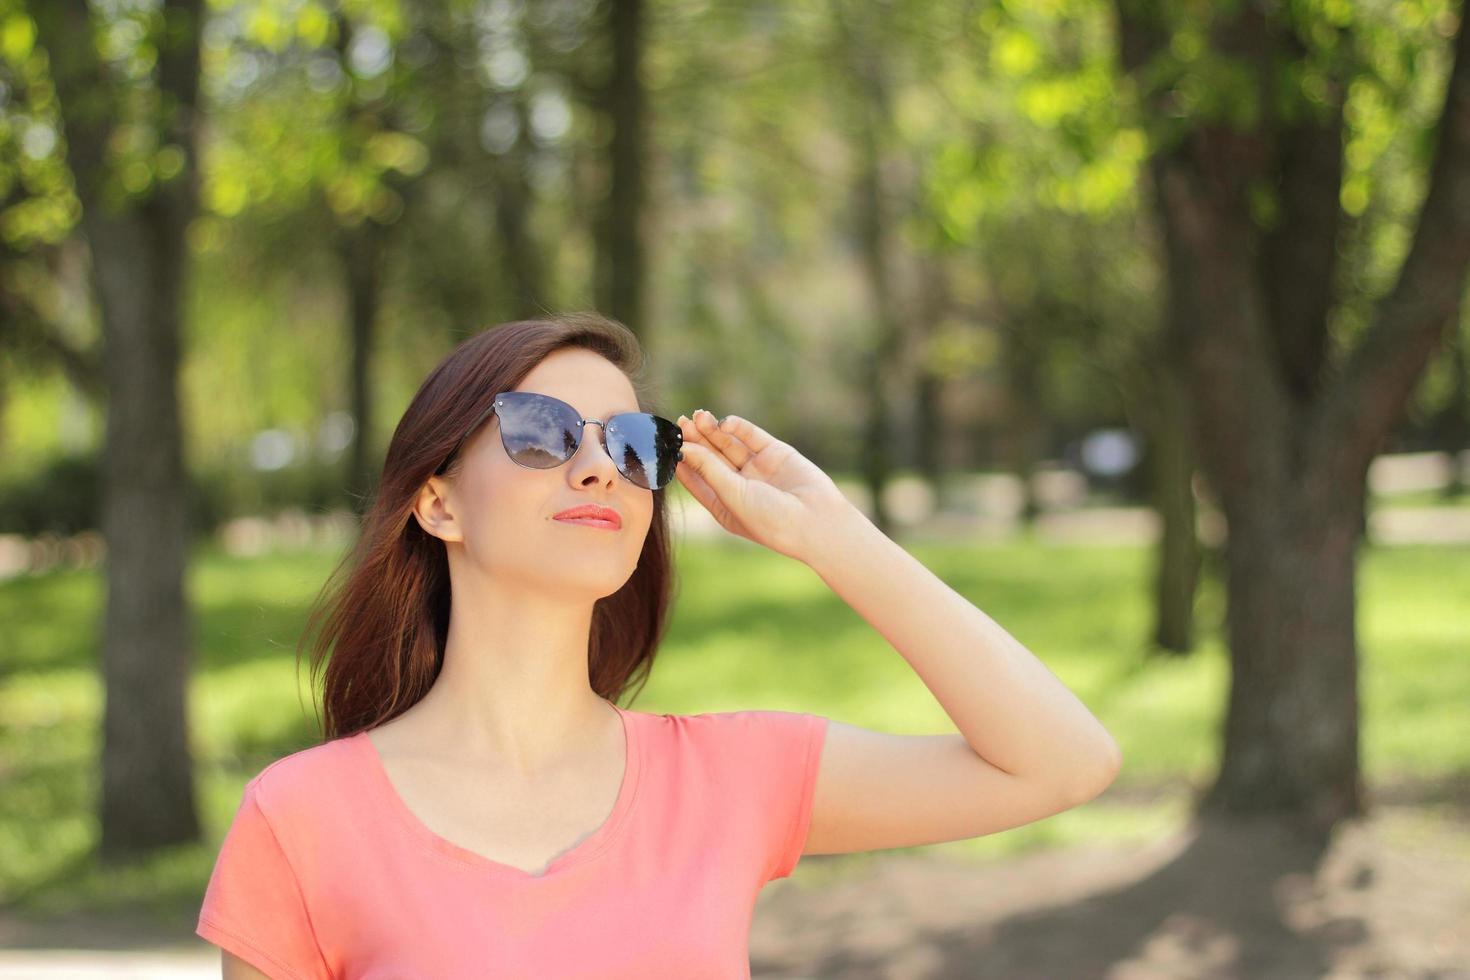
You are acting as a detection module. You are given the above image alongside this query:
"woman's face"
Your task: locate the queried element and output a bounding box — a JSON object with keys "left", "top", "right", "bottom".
{"left": 418, "top": 347, "right": 656, "bottom": 600}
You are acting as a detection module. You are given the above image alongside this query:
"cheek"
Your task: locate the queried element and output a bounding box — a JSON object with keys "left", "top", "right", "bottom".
{"left": 455, "top": 463, "right": 534, "bottom": 553}
{"left": 459, "top": 457, "right": 654, "bottom": 571}
{"left": 632, "top": 500, "right": 656, "bottom": 539}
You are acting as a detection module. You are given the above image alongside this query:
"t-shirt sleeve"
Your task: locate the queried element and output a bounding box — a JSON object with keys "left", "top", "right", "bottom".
{"left": 743, "top": 710, "right": 829, "bottom": 882}
{"left": 196, "top": 777, "right": 332, "bottom": 980}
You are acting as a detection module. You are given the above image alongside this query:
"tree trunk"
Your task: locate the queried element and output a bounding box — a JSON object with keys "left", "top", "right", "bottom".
{"left": 834, "top": 0, "right": 903, "bottom": 536}
{"left": 1003, "top": 335, "right": 1047, "bottom": 529}
{"left": 912, "top": 260, "right": 949, "bottom": 511}
{"left": 92, "top": 189, "right": 201, "bottom": 859}
{"left": 1432, "top": 308, "right": 1468, "bottom": 499}
{"left": 30, "top": 0, "right": 205, "bottom": 857}
{"left": 329, "top": 10, "right": 407, "bottom": 508}
{"left": 1151, "top": 149, "right": 1370, "bottom": 831}
{"left": 594, "top": 0, "right": 647, "bottom": 334}
{"left": 1148, "top": 364, "right": 1199, "bottom": 655}
{"left": 1114, "top": 0, "right": 1470, "bottom": 832}
{"left": 339, "top": 220, "right": 385, "bottom": 511}
{"left": 1200, "top": 486, "right": 1366, "bottom": 834}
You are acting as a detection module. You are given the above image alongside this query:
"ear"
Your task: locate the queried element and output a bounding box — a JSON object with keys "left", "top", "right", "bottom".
{"left": 412, "top": 475, "right": 464, "bottom": 543}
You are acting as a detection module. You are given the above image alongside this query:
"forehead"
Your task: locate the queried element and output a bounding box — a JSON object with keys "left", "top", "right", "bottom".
{"left": 513, "top": 347, "right": 639, "bottom": 417}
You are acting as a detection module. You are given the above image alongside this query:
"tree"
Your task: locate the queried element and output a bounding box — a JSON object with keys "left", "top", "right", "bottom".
{"left": 27, "top": 0, "right": 205, "bottom": 856}
{"left": 1114, "top": 0, "right": 1470, "bottom": 831}
{"left": 593, "top": 0, "right": 649, "bottom": 334}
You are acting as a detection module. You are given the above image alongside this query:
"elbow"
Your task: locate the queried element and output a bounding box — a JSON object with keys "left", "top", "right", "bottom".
{"left": 1067, "top": 735, "right": 1123, "bottom": 804}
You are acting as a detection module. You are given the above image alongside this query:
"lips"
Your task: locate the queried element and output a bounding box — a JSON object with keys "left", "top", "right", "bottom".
{"left": 553, "top": 504, "right": 622, "bottom": 529}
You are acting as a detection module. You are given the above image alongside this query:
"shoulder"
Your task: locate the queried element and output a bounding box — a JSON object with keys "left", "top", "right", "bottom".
{"left": 631, "top": 706, "right": 802, "bottom": 732}
{"left": 628, "top": 707, "right": 828, "bottom": 881}
{"left": 629, "top": 707, "right": 825, "bottom": 762}
{"left": 244, "top": 735, "right": 360, "bottom": 821}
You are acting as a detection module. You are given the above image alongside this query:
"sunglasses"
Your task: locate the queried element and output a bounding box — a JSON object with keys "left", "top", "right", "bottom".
{"left": 436, "top": 390, "right": 685, "bottom": 491}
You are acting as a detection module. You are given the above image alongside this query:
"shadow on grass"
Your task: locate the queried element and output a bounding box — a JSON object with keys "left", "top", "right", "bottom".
{"left": 770, "top": 813, "right": 1346, "bottom": 980}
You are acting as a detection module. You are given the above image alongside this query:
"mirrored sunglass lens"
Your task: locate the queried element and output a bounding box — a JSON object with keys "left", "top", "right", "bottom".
{"left": 498, "top": 392, "right": 579, "bottom": 467}
{"left": 606, "top": 413, "right": 681, "bottom": 490}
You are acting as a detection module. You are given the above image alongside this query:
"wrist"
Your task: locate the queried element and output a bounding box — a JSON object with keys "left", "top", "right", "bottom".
{"left": 798, "top": 495, "right": 874, "bottom": 572}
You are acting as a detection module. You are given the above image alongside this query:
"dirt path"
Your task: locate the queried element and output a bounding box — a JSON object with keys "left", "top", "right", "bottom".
{"left": 750, "top": 802, "right": 1470, "bottom": 978}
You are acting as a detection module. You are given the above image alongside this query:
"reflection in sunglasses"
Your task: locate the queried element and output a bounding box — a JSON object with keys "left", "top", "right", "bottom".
{"left": 494, "top": 391, "right": 681, "bottom": 491}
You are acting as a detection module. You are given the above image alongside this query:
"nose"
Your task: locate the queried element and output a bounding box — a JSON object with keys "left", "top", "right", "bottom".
{"left": 579, "top": 418, "right": 607, "bottom": 450}
{"left": 571, "top": 419, "right": 618, "bottom": 475}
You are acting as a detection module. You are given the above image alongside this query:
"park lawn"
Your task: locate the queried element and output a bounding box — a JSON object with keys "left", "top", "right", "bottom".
{"left": 0, "top": 531, "right": 1465, "bottom": 925}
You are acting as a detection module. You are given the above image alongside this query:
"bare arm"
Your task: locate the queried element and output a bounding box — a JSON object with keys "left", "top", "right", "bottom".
{"left": 222, "top": 950, "right": 276, "bottom": 980}
{"left": 802, "top": 501, "right": 1121, "bottom": 796}
{"left": 798, "top": 502, "right": 1121, "bottom": 856}
{"left": 677, "top": 410, "right": 1121, "bottom": 857}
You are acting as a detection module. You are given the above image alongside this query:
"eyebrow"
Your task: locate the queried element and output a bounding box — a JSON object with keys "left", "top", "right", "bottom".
{"left": 517, "top": 391, "right": 638, "bottom": 420}
{"left": 585, "top": 401, "right": 639, "bottom": 419}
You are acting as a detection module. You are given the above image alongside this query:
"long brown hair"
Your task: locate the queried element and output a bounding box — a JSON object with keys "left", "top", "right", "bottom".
{"left": 297, "top": 312, "right": 679, "bottom": 741}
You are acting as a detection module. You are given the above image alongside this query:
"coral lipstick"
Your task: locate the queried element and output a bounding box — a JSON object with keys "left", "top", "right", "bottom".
{"left": 553, "top": 503, "right": 622, "bottom": 530}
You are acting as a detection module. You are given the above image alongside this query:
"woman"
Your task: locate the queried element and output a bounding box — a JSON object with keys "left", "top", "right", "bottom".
{"left": 197, "top": 311, "right": 1121, "bottom": 978}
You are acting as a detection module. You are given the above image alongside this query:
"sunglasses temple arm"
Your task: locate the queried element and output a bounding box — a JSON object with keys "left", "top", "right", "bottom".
{"left": 439, "top": 402, "right": 499, "bottom": 472}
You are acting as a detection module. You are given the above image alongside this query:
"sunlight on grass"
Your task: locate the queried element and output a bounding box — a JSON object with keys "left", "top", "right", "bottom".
{"left": 0, "top": 531, "right": 1464, "bottom": 918}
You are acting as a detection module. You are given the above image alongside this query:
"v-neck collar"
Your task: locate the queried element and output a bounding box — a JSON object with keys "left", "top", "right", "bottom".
{"left": 354, "top": 702, "right": 643, "bottom": 881}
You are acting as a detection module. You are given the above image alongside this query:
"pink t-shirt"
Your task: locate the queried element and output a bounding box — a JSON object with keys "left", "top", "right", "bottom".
{"left": 196, "top": 704, "right": 828, "bottom": 978}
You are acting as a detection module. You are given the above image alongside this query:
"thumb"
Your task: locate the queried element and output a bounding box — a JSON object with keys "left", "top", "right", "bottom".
{"left": 677, "top": 440, "right": 744, "bottom": 508}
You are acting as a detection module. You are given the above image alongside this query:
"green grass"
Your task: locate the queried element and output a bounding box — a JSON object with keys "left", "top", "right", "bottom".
{"left": 1368, "top": 486, "right": 1470, "bottom": 508}
{"left": 1, "top": 531, "right": 1466, "bottom": 922}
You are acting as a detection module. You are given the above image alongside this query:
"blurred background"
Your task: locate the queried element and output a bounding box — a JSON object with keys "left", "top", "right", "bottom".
{"left": 1, "top": 0, "right": 1467, "bottom": 976}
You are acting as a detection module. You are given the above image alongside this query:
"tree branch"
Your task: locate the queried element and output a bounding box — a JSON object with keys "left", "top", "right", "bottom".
{"left": 1306, "top": 11, "right": 1470, "bottom": 484}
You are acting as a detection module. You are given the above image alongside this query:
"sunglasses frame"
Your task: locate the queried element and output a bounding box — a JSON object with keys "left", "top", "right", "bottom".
{"left": 436, "top": 390, "right": 685, "bottom": 490}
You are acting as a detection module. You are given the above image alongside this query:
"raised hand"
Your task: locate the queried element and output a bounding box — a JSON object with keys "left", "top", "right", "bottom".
{"left": 673, "top": 409, "right": 852, "bottom": 563}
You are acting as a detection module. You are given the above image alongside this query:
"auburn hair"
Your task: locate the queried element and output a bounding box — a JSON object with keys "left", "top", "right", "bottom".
{"left": 297, "top": 311, "right": 678, "bottom": 740}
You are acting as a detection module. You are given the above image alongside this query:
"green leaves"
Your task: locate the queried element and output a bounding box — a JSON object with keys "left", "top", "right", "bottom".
{"left": 1, "top": 10, "right": 33, "bottom": 63}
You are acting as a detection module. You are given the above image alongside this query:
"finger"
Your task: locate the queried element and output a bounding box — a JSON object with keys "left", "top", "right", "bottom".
{"left": 679, "top": 413, "right": 740, "bottom": 467}
{"left": 674, "top": 453, "right": 723, "bottom": 515}
{"left": 676, "top": 440, "right": 744, "bottom": 506}
{"left": 675, "top": 457, "right": 748, "bottom": 540}
{"left": 715, "top": 414, "right": 776, "bottom": 453}
{"left": 692, "top": 409, "right": 753, "bottom": 468}
{"left": 677, "top": 414, "right": 710, "bottom": 455}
